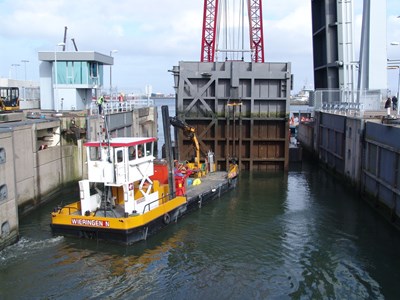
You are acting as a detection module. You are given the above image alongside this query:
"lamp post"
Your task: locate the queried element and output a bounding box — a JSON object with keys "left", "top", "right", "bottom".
{"left": 109, "top": 50, "right": 118, "bottom": 100}
{"left": 390, "top": 42, "right": 400, "bottom": 100}
{"left": 55, "top": 42, "right": 65, "bottom": 112}
{"left": 21, "top": 60, "right": 29, "bottom": 81}
{"left": 21, "top": 60, "right": 29, "bottom": 100}
{"left": 388, "top": 66, "right": 400, "bottom": 114}
{"left": 397, "top": 67, "right": 400, "bottom": 103}
{"left": 145, "top": 84, "right": 152, "bottom": 106}
{"left": 11, "top": 64, "right": 20, "bottom": 79}
{"left": 392, "top": 65, "right": 400, "bottom": 105}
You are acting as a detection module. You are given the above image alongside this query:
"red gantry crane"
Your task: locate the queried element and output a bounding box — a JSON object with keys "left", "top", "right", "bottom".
{"left": 200, "top": 0, "right": 265, "bottom": 63}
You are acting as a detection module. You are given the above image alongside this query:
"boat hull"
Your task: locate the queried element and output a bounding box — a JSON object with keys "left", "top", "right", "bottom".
{"left": 186, "top": 175, "right": 238, "bottom": 212}
{"left": 51, "top": 174, "right": 238, "bottom": 245}
{"left": 51, "top": 206, "right": 184, "bottom": 245}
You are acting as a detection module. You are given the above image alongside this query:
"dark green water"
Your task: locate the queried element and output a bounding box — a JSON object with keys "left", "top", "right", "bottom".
{"left": 1, "top": 162, "right": 400, "bottom": 299}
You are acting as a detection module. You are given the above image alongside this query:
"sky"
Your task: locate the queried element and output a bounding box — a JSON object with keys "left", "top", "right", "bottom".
{"left": 0, "top": 0, "right": 399, "bottom": 95}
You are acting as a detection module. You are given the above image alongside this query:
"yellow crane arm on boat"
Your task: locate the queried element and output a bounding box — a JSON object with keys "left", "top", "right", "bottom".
{"left": 169, "top": 116, "right": 201, "bottom": 166}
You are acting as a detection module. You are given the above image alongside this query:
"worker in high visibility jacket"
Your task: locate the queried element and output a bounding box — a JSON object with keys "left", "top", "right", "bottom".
{"left": 97, "top": 95, "right": 104, "bottom": 115}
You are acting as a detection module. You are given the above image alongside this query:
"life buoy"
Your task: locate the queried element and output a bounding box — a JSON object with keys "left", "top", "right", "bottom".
{"left": 163, "top": 213, "right": 171, "bottom": 225}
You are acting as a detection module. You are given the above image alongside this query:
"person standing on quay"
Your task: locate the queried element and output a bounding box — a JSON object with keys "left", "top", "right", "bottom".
{"left": 97, "top": 95, "right": 104, "bottom": 115}
{"left": 385, "top": 97, "right": 391, "bottom": 117}
{"left": 392, "top": 95, "right": 398, "bottom": 116}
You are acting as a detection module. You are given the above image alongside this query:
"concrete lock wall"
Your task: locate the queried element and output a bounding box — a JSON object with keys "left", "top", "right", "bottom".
{"left": 344, "top": 117, "right": 364, "bottom": 188}
{"left": 0, "top": 129, "right": 19, "bottom": 250}
{"left": 13, "top": 124, "right": 36, "bottom": 207}
{"left": 301, "top": 111, "right": 364, "bottom": 186}
{"left": 10, "top": 120, "right": 76, "bottom": 214}
{"left": 85, "top": 107, "right": 156, "bottom": 140}
{"left": 363, "top": 121, "right": 400, "bottom": 220}
{"left": 297, "top": 122, "right": 314, "bottom": 154}
{"left": 318, "top": 112, "right": 347, "bottom": 174}
{"left": 298, "top": 110, "right": 400, "bottom": 223}
{"left": 0, "top": 118, "right": 84, "bottom": 216}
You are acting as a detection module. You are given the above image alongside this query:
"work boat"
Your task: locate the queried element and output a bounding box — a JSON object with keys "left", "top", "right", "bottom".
{"left": 51, "top": 137, "right": 238, "bottom": 245}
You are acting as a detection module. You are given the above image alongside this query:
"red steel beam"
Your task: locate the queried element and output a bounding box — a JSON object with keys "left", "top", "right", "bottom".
{"left": 247, "top": 0, "right": 265, "bottom": 63}
{"left": 200, "top": 0, "right": 219, "bottom": 62}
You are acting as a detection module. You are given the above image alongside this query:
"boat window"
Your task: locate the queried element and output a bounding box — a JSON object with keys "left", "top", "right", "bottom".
{"left": 89, "top": 62, "right": 98, "bottom": 78}
{"left": 137, "top": 145, "right": 143, "bottom": 158}
{"left": 144, "top": 142, "right": 153, "bottom": 156}
{"left": 128, "top": 146, "right": 136, "bottom": 161}
{"left": 66, "top": 61, "right": 74, "bottom": 83}
{"left": 116, "top": 150, "right": 123, "bottom": 163}
{"left": 89, "top": 147, "right": 101, "bottom": 161}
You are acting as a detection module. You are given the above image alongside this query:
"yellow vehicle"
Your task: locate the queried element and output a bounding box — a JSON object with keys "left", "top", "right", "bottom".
{"left": 0, "top": 87, "right": 20, "bottom": 111}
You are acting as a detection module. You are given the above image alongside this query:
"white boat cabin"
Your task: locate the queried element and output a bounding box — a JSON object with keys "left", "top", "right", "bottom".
{"left": 85, "top": 137, "right": 156, "bottom": 184}
{"left": 79, "top": 137, "right": 160, "bottom": 216}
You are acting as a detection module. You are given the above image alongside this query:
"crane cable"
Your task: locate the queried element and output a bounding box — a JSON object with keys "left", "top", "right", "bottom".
{"left": 215, "top": 0, "right": 221, "bottom": 61}
{"left": 225, "top": 0, "right": 228, "bottom": 60}
{"left": 218, "top": 0, "right": 246, "bottom": 61}
{"left": 241, "top": 0, "right": 245, "bottom": 60}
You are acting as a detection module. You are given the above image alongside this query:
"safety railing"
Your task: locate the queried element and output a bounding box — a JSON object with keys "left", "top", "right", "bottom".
{"left": 90, "top": 99, "right": 154, "bottom": 115}
{"left": 314, "top": 89, "right": 387, "bottom": 117}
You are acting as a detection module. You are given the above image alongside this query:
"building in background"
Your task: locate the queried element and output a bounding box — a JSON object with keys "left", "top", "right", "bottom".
{"left": 38, "top": 51, "right": 113, "bottom": 111}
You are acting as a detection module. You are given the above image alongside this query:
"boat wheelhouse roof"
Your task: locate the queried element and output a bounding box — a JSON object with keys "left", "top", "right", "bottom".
{"left": 84, "top": 137, "right": 157, "bottom": 148}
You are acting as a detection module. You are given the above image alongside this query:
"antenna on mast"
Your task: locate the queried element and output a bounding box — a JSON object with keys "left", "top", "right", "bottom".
{"left": 71, "top": 38, "right": 78, "bottom": 51}
{"left": 62, "top": 26, "right": 67, "bottom": 51}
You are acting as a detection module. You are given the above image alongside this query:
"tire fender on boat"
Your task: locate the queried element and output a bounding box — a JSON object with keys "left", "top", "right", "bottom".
{"left": 163, "top": 213, "right": 171, "bottom": 225}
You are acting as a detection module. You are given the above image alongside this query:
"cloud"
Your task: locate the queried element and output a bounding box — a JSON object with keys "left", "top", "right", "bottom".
{"left": 265, "top": 4, "right": 312, "bottom": 57}
{"left": 1, "top": 0, "right": 398, "bottom": 94}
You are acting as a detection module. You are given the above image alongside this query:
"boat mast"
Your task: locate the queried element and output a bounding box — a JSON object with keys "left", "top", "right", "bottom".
{"left": 161, "top": 105, "right": 176, "bottom": 199}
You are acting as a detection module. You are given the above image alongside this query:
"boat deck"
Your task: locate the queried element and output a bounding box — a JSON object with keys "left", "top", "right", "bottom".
{"left": 186, "top": 171, "right": 229, "bottom": 199}
{"left": 185, "top": 171, "right": 236, "bottom": 211}
{"left": 94, "top": 205, "right": 125, "bottom": 218}
{"left": 81, "top": 171, "right": 230, "bottom": 218}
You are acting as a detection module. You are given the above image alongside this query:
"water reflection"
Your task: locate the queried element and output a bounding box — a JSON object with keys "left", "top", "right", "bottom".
{"left": 1, "top": 164, "right": 400, "bottom": 299}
